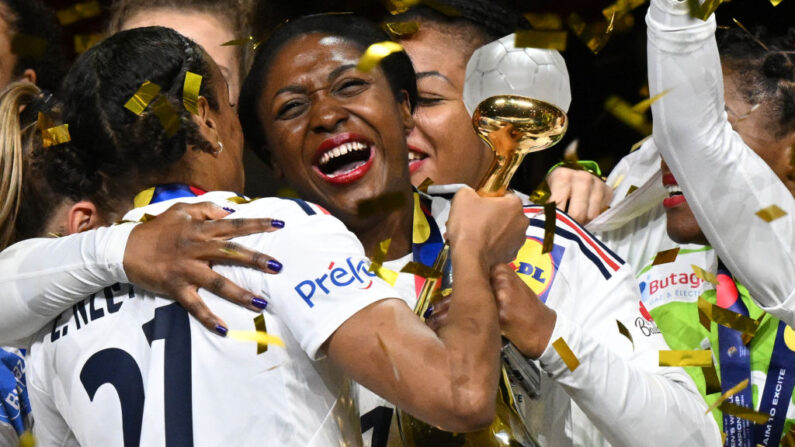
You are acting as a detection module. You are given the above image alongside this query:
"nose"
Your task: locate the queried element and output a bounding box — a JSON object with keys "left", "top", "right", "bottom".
{"left": 309, "top": 95, "right": 348, "bottom": 134}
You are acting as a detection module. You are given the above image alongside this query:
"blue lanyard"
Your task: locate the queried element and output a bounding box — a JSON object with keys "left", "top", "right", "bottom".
{"left": 133, "top": 183, "right": 206, "bottom": 207}
{"left": 754, "top": 320, "right": 795, "bottom": 446}
{"left": 410, "top": 192, "right": 452, "bottom": 296}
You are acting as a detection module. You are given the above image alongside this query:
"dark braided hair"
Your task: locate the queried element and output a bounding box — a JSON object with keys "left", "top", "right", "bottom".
{"left": 238, "top": 14, "right": 417, "bottom": 165}
{"left": 42, "top": 26, "right": 221, "bottom": 210}
{"left": 717, "top": 26, "right": 795, "bottom": 138}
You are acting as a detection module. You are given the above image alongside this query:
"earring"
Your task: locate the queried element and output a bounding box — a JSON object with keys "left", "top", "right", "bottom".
{"left": 214, "top": 141, "right": 224, "bottom": 155}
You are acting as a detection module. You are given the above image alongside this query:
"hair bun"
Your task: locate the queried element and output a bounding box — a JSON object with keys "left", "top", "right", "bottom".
{"left": 762, "top": 52, "right": 795, "bottom": 81}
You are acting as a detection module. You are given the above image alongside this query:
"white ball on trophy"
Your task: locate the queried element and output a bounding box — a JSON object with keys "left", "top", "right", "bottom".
{"left": 463, "top": 33, "right": 572, "bottom": 116}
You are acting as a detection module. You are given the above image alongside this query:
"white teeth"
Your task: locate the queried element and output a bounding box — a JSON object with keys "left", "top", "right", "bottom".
{"left": 318, "top": 141, "right": 369, "bottom": 167}
{"left": 665, "top": 185, "right": 682, "bottom": 195}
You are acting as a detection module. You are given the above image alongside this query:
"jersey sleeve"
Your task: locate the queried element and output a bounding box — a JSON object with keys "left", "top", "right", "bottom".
{"left": 523, "top": 206, "right": 721, "bottom": 445}
{"left": 0, "top": 224, "right": 134, "bottom": 347}
{"left": 646, "top": 0, "right": 795, "bottom": 325}
{"left": 225, "top": 200, "right": 399, "bottom": 360}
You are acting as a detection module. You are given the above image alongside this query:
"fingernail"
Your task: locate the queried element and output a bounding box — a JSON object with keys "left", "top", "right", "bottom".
{"left": 251, "top": 296, "right": 268, "bottom": 310}
{"left": 222, "top": 207, "right": 236, "bottom": 214}
{"left": 423, "top": 306, "right": 434, "bottom": 319}
{"left": 267, "top": 259, "right": 283, "bottom": 272}
{"left": 215, "top": 324, "right": 228, "bottom": 336}
{"left": 271, "top": 219, "right": 285, "bottom": 229}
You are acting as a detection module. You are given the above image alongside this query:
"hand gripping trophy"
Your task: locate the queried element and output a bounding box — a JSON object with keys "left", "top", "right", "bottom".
{"left": 398, "top": 34, "right": 571, "bottom": 446}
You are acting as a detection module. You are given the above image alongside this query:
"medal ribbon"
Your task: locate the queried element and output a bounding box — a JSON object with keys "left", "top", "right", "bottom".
{"left": 410, "top": 192, "right": 450, "bottom": 297}
{"left": 715, "top": 265, "right": 753, "bottom": 447}
{"left": 754, "top": 320, "right": 795, "bottom": 446}
{"left": 133, "top": 183, "right": 207, "bottom": 208}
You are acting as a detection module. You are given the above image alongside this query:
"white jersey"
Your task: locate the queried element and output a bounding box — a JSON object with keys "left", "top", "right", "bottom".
{"left": 356, "top": 187, "right": 720, "bottom": 447}
{"left": 24, "top": 192, "right": 396, "bottom": 447}
{"left": 646, "top": 0, "right": 795, "bottom": 325}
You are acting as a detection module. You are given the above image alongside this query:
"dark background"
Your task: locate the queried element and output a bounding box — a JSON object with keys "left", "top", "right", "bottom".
{"left": 42, "top": 0, "right": 795, "bottom": 196}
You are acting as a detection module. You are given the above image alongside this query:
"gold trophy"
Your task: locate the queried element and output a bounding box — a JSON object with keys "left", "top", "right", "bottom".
{"left": 398, "top": 95, "right": 567, "bottom": 447}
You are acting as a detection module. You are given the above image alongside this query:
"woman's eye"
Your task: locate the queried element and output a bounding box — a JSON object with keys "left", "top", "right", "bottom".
{"left": 335, "top": 78, "right": 368, "bottom": 96}
{"left": 276, "top": 100, "right": 306, "bottom": 119}
{"left": 417, "top": 96, "right": 443, "bottom": 107}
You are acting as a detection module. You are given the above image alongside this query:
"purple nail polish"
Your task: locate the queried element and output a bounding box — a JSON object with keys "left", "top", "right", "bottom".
{"left": 423, "top": 306, "right": 434, "bottom": 320}
{"left": 215, "top": 324, "right": 228, "bottom": 336}
{"left": 267, "top": 259, "right": 283, "bottom": 272}
{"left": 271, "top": 219, "right": 285, "bottom": 229}
{"left": 251, "top": 297, "right": 268, "bottom": 310}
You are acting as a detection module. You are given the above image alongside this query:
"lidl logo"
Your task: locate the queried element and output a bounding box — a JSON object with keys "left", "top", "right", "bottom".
{"left": 510, "top": 237, "right": 564, "bottom": 303}
{"left": 294, "top": 257, "right": 377, "bottom": 307}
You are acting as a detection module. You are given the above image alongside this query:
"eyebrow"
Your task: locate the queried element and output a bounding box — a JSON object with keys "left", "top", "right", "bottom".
{"left": 273, "top": 64, "right": 359, "bottom": 98}
{"left": 416, "top": 71, "right": 454, "bottom": 85}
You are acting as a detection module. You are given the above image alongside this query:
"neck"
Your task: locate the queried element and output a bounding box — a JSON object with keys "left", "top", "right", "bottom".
{"left": 348, "top": 190, "right": 414, "bottom": 261}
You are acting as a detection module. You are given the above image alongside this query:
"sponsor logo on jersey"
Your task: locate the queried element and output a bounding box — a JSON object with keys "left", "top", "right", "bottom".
{"left": 638, "top": 269, "right": 708, "bottom": 311}
{"left": 294, "top": 257, "right": 377, "bottom": 307}
{"left": 509, "top": 236, "right": 564, "bottom": 303}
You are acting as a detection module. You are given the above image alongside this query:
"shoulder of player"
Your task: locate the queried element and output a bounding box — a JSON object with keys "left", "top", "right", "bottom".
{"left": 522, "top": 204, "right": 624, "bottom": 279}
{"left": 231, "top": 197, "right": 334, "bottom": 221}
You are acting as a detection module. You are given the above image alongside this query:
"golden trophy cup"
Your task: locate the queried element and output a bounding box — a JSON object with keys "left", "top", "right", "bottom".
{"left": 397, "top": 35, "right": 570, "bottom": 447}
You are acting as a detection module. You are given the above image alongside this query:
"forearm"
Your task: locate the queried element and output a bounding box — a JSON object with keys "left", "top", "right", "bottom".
{"left": 0, "top": 224, "right": 133, "bottom": 345}
{"left": 647, "top": 0, "right": 795, "bottom": 323}
{"left": 538, "top": 314, "right": 721, "bottom": 445}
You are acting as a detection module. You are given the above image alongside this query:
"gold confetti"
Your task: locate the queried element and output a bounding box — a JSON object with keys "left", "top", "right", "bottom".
{"left": 542, "top": 202, "right": 556, "bottom": 254}
{"left": 422, "top": 0, "right": 460, "bottom": 17}
{"left": 687, "top": 0, "right": 724, "bottom": 20}
{"left": 697, "top": 296, "right": 760, "bottom": 336}
{"left": 770, "top": 0, "right": 783, "bottom": 5}
{"left": 74, "top": 33, "right": 104, "bottom": 54}
{"left": 228, "top": 330, "right": 285, "bottom": 348}
{"left": 384, "top": 21, "right": 420, "bottom": 37}
{"left": 400, "top": 261, "right": 441, "bottom": 278}
{"left": 704, "top": 378, "right": 749, "bottom": 414}
{"left": 221, "top": 36, "right": 259, "bottom": 49}
{"left": 718, "top": 401, "right": 769, "bottom": 424}
{"left": 151, "top": 96, "right": 180, "bottom": 137}
{"left": 11, "top": 34, "right": 47, "bottom": 58}
{"left": 552, "top": 337, "right": 580, "bottom": 372}
{"left": 602, "top": 0, "right": 647, "bottom": 21}
{"left": 356, "top": 191, "right": 407, "bottom": 216}
{"left": 732, "top": 18, "right": 769, "bottom": 51}
{"left": 47, "top": 232, "right": 63, "bottom": 238}
{"left": 227, "top": 196, "right": 255, "bottom": 204}
{"left": 524, "top": 12, "right": 563, "bottom": 30}
{"left": 659, "top": 349, "right": 713, "bottom": 367}
{"left": 616, "top": 320, "right": 634, "bottom": 350}
{"left": 356, "top": 41, "right": 404, "bottom": 73}
{"left": 755, "top": 205, "right": 787, "bottom": 222}
{"left": 691, "top": 264, "right": 718, "bottom": 286}
{"left": 652, "top": 247, "right": 680, "bottom": 266}
{"left": 56, "top": 0, "right": 101, "bottom": 26}
{"left": 139, "top": 213, "right": 158, "bottom": 223}
{"left": 703, "top": 363, "right": 721, "bottom": 394}
{"left": 782, "top": 426, "right": 795, "bottom": 447}
{"left": 253, "top": 315, "right": 268, "bottom": 354}
{"left": 417, "top": 177, "right": 434, "bottom": 193}
{"left": 630, "top": 135, "right": 651, "bottom": 152}
{"left": 514, "top": 30, "right": 567, "bottom": 51}
{"left": 610, "top": 173, "right": 626, "bottom": 190}
{"left": 183, "top": 72, "right": 202, "bottom": 115}
{"left": 384, "top": 0, "right": 420, "bottom": 15}
{"left": 721, "top": 432, "right": 727, "bottom": 445}
{"left": 604, "top": 95, "right": 652, "bottom": 135}
{"left": 567, "top": 11, "right": 616, "bottom": 54}
{"left": 369, "top": 239, "right": 399, "bottom": 286}
{"left": 19, "top": 431, "right": 35, "bottom": 447}
{"left": 124, "top": 81, "right": 161, "bottom": 115}
{"left": 219, "top": 247, "right": 240, "bottom": 257}
{"left": 624, "top": 185, "right": 639, "bottom": 197}
{"left": 631, "top": 89, "right": 671, "bottom": 114}
{"left": 41, "top": 124, "right": 71, "bottom": 148}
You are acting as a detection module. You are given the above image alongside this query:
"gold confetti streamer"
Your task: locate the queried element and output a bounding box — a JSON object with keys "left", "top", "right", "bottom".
{"left": 721, "top": 432, "right": 727, "bottom": 445}
{"left": 221, "top": 36, "right": 261, "bottom": 49}
{"left": 227, "top": 196, "right": 255, "bottom": 205}
{"left": 514, "top": 30, "right": 567, "bottom": 51}
{"left": 151, "top": 96, "right": 180, "bottom": 137}
{"left": 770, "top": 0, "right": 784, "bottom": 5}
{"left": 542, "top": 202, "right": 556, "bottom": 254}
{"left": 253, "top": 315, "right": 268, "bottom": 354}
{"left": 400, "top": 261, "right": 441, "bottom": 279}
{"left": 47, "top": 232, "right": 63, "bottom": 238}
{"left": 652, "top": 247, "right": 680, "bottom": 266}
{"left": 139, "top": 213, "right": 157, "bottom": 223}
{"left": 56, "top": 0, "right": 101, "bottom": 26}
{"left": 567, "top": 11, "right": 616, "bottom": 55}
{"left": 228, "top": 330, "right": 285, "bottom": 348}
{"left": 124, "top": 81, "right": 161, "bottom": 115}
{"left": 19, "top": 431, "right": 35, "bottom": 447}
{"left": 755, "top": 205, "right": 787, "bottom": 222}
{"left": 718, "top": 402, "right": 770, "bottom": 424}
{"left": 524, "top": 13, "right": 563, "bottom": 30}
{"left": 691, "top": 264, "right": 718, "bottom": 286}
{"left": 604, "top": 95, "right": 653, "bottom": 135}
{"left": 687, "top": 0, "right": 724, "bottom": 20}
{"left": 11, "top": 34, "right": 47, "bottom": 58}
{"left": 417, "top": 177, "right": 434, "bottom": 193}
{"left": 732, "top": 18, "right": 769, "bottom": 51}
{"left": 602, "top": 0, "right": 647, "bottom": 21}
{"left": 697, "top": 296, "right": 760, "bottom": 336}
{"left": 704, "top": 378, "right": 749, "bottom": 414}
{"left": 356, "top": 41, "right": 404, "bottom": 72}
{"left": 552, "top": 337, "right": 580, "bottom": 372}
{"left": 616, "top": 320, "right": 634, "bottom": 350}
{"left": 782, "top": 426, "right": 795, "bottom": 447}
{"left": 703, "top": 363, "right": 721, "bottom": 394}
{"left": 384, "top": 0, "right": 421, "bottom": 15}
{"left": 384, "top": 21, "right": 420, "bottom": 37}
{"left": 624, "top": 185, "right": 639, "bottom": 197}
{"left": 631, "top": 89, "right": 671, "bottom": 114}
{"left": 74, "top": 33, "right": 104, "bottom": 54}
{"left": 369, "top": 239, "right": 399, "bottom": 286}
{"left": 659, "top": 349, "right": 713, "bottom": 367}
{"left": 630, "top": 135, "right": 651, "bottom": 152}
{"left": 183, "top": 72, "right": 202, "bottom": 115}
{"left": 41, "top": 124, "right": 71, "bottom": 148}
{"left": 356, "top": 191, "right": 407, "bottom": 216}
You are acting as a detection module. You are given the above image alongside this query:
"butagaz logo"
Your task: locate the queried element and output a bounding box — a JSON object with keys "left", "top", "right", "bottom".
{"left": 644, "top": 273, "right": 703, "bottom": 296}
{"left": 294, "top": 257, "right": 377, "bottom": 307}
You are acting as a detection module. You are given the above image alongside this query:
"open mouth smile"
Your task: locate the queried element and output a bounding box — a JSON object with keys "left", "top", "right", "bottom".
{"left": 662, "top": 173, "right": 686, "bottom": 208}
{"left": 408, "top": 145, "right": 429, "bottom": 174}
{"left": 313, "top": 133, "right": 375, "bottom": 185}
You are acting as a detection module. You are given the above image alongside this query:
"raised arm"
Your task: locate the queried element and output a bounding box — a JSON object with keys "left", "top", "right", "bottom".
{"left": 646, "top": 0, "right": 795, "bottom": 324}
{"left": 326, "top": 189, "right": 528, "bottom": 432}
